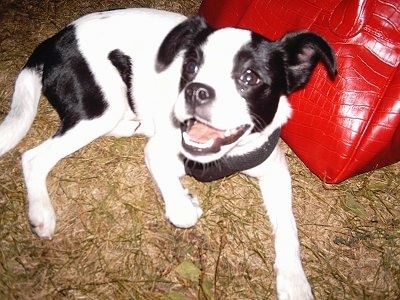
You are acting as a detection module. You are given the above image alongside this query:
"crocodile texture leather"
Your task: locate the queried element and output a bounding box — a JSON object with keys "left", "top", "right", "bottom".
{"left": 199, "top": 0, "right": 400, "bottom": 183}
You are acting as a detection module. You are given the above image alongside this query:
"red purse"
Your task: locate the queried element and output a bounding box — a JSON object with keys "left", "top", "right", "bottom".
{"left": 199, "top": 0, "right": 400, "bottom": 183}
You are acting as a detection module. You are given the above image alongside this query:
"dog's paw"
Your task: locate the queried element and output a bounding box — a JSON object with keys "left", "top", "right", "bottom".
{"left": 276, "top": 269, "right": 313, "bottom": 300}
{"left": 165, "top": 190, "right": 203, "bottom": 228}
{"left": 29, "top": 200, "right": 56, "bottom": 240}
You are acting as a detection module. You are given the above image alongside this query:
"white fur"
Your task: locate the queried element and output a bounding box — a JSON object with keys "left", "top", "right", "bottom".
{"left": 0, "top": 69, "right": 42, "bottom": 155}
{"left": 0, "top": 8, "right": 313, "bottom": 299}
{"left": 244, "top": 148, "right": 312, "bottom": 299}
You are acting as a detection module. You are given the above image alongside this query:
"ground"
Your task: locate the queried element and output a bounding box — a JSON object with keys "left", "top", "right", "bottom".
{"left": 0, "top": 0, "right": 399, "bottom": 299}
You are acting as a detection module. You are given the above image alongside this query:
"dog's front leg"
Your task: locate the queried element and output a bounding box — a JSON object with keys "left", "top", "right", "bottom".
{"left": 144, "top": 137, "right": 203, "bottom": 228}
{"left": 245, "top": 147, "right": 313, "bottom": 300}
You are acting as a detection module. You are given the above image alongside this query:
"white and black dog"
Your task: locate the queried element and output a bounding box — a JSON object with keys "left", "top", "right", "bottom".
{"left": 0, "top": 8, "right": 336, "bottom": 299}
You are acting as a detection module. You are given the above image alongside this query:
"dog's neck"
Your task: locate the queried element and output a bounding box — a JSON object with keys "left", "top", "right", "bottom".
{"left": 184, "top": 128, "right": 281, "bottom": 182}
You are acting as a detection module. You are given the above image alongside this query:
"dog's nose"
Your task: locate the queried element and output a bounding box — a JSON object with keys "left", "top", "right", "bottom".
{"left": 185, "top": 82, "right": 215, "bottom": 106}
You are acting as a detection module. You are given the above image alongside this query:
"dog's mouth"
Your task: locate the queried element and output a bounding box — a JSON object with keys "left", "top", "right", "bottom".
{"left": 181, "top": 118, "right": 251, "bottom": 155}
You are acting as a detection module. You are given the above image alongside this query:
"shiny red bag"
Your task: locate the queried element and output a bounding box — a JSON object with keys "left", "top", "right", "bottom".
{"left": 199, "top": 0, "right": 400, "bottom": 183}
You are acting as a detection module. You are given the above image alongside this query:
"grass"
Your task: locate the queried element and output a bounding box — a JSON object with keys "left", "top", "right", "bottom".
{"left": 0, "top": 0, "right": 399, "bottom": 299}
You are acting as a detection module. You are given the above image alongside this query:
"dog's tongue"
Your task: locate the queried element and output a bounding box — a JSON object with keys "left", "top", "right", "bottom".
{"left": 187, "top": 121, "right": 225, "bottom": 143}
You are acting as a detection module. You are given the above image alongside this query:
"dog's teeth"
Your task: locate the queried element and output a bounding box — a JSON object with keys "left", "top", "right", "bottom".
{"left": 182, "top": 132, "right": 192, "bottom": 143}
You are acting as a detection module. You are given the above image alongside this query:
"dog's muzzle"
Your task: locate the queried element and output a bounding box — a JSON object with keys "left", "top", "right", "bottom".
{"left": 181, "top": 82, "right": 251, "bottom": 155}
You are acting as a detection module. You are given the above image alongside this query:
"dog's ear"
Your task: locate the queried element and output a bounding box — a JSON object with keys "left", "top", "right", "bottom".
{"left": 156, "top": 16, "right": 212, "bottom": 73}
{"left": 280, "top": 31, "right": 337, "bottom": 93}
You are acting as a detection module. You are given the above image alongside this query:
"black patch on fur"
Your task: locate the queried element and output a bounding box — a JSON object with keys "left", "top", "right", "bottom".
{"left": 179, "top": 47, "right": 204, "bottom": 91}
{"left": 178, "top": 24, "right": 215, "bottom": 90}
{"left": 156, "top": 16, "right": 213, "bottom": 74}
{"left": 25, "top": 25, "right": 108, "bottom": 135}
{"left": 280, "top": 31, "right": 337, "bottom": 93}
{"left": 232, "top": 33, "right": 287, "bottom": 132}
{"left": 231, "top": 31, "right": 336, "bottom": 133}
{"left": 108, "top": 49, "right": 135, "bottom": 112}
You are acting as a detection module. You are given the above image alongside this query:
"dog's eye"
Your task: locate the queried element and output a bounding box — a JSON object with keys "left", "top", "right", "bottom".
{"left": 183, "top": 59, "right": 199, "bottom": 75}
{"left": 239, "top": 70, "right": 261, "bottom": 86}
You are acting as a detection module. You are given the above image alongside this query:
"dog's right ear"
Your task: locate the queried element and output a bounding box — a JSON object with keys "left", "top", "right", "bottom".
{"left": 156, "top": 16, "right": 211, "bottom": 73}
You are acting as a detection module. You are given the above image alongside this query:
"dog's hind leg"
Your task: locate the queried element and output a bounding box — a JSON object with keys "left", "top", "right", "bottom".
{"left": 22, "top": 117, "right": 117, "bottom": 239}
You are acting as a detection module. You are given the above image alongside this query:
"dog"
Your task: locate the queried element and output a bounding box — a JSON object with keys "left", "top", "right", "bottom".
{"left": 0, "top": 8, "right": 336, "bottom": 299}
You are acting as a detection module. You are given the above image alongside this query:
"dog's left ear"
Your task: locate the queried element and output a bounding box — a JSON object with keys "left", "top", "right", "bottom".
{"left": 156, "top": 16, "right": 212, "bottom": 73}
{"left": 280, "top": 31, "right": 337, "bottom": 93}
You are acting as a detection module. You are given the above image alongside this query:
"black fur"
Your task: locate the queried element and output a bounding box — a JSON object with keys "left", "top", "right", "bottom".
{"left": 280, "top": 31, "right": 337, "bottom": 93}
{"left": 234, "top": 31, "right": 337, "bottom": 132}
{"left": 179, "top": 47, "right": 204, "bottom": 91}
{"left": 155, "top": 16, "right": 213, "bottom": 73}
{"left": 25, "top": 25, "right": 108, "bottom": 135}
{"left": 108, "top": 49, "right": 135, "bottom": 112}
{"left": 233, "top": 33, "right": 288, "bottom": 131}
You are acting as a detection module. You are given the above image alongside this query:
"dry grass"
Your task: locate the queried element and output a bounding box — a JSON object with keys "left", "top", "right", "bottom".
{"left": 0, "top": 0, "right": 399, "bottom": 299}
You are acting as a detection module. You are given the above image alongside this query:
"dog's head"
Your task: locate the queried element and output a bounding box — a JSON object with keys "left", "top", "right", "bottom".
{"left": 156, "top": 16, "right": 337, "bottom": 163}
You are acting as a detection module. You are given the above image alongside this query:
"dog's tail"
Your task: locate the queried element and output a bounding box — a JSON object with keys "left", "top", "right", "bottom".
{"left": 0, "top": 34, "right": 51, "bottom": 156}
{"left": 0, "top": 66, "right": 43, "bottom": 156}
